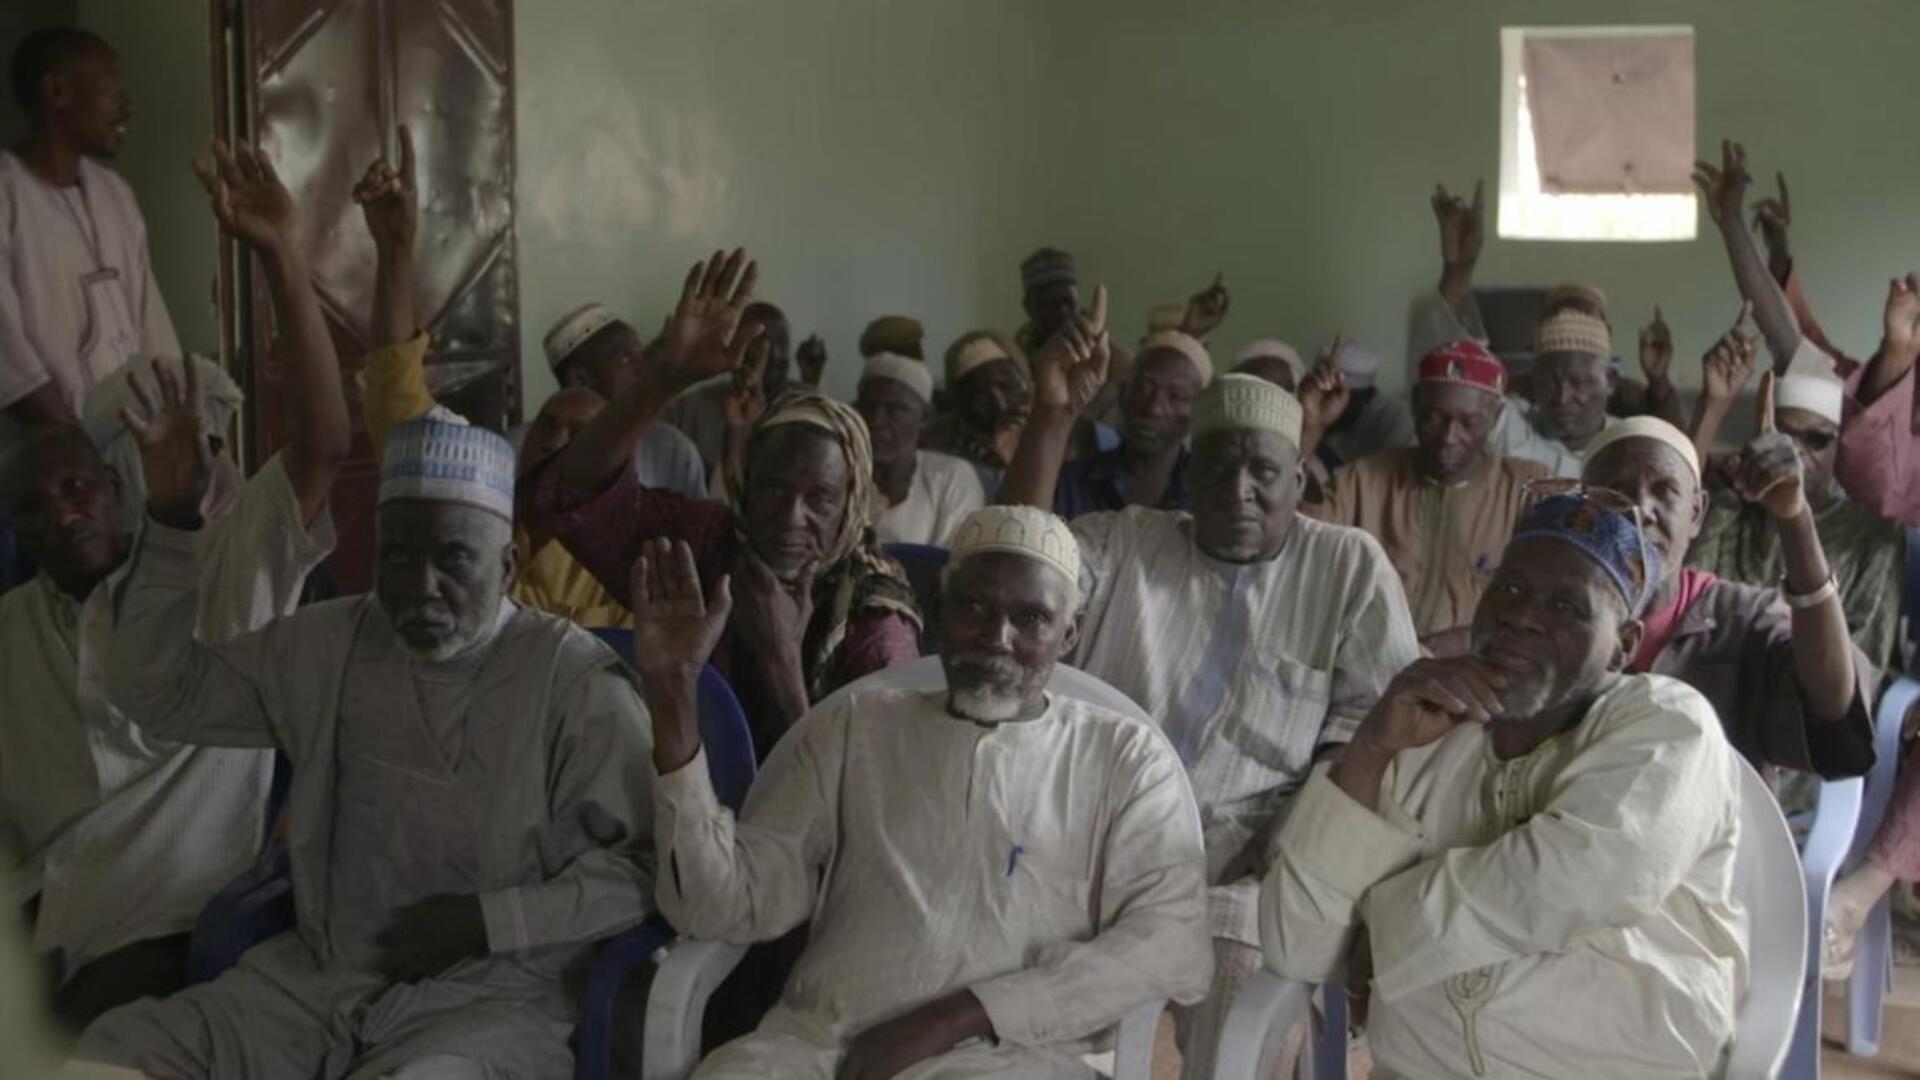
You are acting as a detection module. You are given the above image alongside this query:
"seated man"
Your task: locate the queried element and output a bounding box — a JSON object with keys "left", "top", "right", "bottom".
{"left": 1690, "top": 366, "right": 1903, "bottom": 678}
{"left": 632, "top": 505, "right": 1211, "bottom": 1078}
{"left": 524, "top": 249, "right": 920, "bottom": 757}
{"left": 1479, "top": 307, "right": 1619, "bottom": 478}
{"left": 542, "top": 301, "right": 707, "bottom": 496}
{"left": 0, "top": 139, "right": 346, "bottom": 1026}
{"left": 1307, "top": 340, "right": 1547, "bottom": 655}
{"left": 1307, "top": 339, "right": 1413, "bottom": 472}
{"left": 1049, "top": 328, "right": 1210, "bottom": 519}
{"left": 923, "top": 328, "right": 1031, "bottom": 498}
{"left": 1001, "top": 304, "right": 1421, "bottom": 1080}
{"left": 854, "top": 351, "right": 985, "bottom": 546}
{"left": 1263, "top": 492, "right": 1746, "bottom": 1076}
{"left": 1580, "top": 373, "right": 1874, "bottom": 779}
{"left": 74, "top": 413, "right": 655, "bottom": 1078}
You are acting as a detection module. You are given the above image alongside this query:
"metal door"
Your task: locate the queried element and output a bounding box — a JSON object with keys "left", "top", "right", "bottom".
{"left": 225, "top": 0, "right": 519, "bottom": 592}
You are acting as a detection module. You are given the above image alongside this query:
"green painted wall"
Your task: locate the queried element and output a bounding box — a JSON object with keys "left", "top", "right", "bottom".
{"left": 71, "top": 0, "right": 1920, "bottom": 409}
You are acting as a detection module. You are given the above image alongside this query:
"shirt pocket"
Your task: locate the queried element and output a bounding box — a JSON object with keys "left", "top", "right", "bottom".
{"left": 1237, "top": 655, "right": 1337, "bottom": 778}
{"left": 1001, "top": 843, "right": 1096, "bottom": 952}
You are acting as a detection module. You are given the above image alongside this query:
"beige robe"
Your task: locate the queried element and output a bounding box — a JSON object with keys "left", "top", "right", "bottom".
{"left": 655, "top": 686, "right": 1212, "bottom": 1079}
{"left": 73, "top": 520, "right": 656, "bottom": 1079}
{"left": 1263, "top": 674, "right": 1747, "bottom": 1078}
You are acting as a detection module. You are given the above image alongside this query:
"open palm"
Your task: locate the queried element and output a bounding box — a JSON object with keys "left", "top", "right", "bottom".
{"left": 658, "top": 249, "right": 760, "bottom": 390}
{"left": 119, "top": 357, "right": 214, "bottom": 518}
{"left": 629, "top": 538, "right": 732, "bottom": 678}
{"left": 194, "top": 139, "right": 297, "bottom": 253}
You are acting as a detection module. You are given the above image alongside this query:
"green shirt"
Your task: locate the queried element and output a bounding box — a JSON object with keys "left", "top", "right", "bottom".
{"left": 1688, "top": 490, "right": 1906, "bottom": 677}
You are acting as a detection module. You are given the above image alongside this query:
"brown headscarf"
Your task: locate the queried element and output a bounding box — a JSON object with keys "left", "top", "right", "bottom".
{"left": 727, "top": 389, "right": 920, "bottom": 697}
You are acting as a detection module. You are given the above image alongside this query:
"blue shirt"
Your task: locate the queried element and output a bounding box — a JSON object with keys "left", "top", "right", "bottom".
{"left": 1053, "top": 444, "right": 1190, "bottom": 520}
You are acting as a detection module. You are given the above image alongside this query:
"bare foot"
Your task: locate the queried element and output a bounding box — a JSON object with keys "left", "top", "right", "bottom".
{"left": 1824, "top": 864, "right": 1898, "bottom": 978}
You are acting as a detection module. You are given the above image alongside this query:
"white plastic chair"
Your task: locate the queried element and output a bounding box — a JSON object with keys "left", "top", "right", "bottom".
{"left": 1838, "top": 675, "right": 1919, "bottom": 1060}
{"left": 642, "top": 655, "right": 1169, "bottom": 1080}
{"left": 1212, "top": 756, "right": 1807, "bottom": 1080}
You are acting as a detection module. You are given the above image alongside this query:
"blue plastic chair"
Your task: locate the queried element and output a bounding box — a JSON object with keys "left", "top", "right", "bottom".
{"left": 184, "top": 753, "right": 295, "bottom": 984}
{"left": 1839, "top": 676, "right": 1919, "bottom": 1060}
{"left": 882, "top": 543, "right": 949, "bottom": 656}
{"left": 577, "top": 627, "right": 757, "bottom": 1080}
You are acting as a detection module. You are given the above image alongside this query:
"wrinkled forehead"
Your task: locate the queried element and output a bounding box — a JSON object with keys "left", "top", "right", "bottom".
{"left": 750, "top": 423, "right": 848, "bottom": 480}
{"left": 1413, "top": 380, "right": 1499, "bottom": 416}
{"left": 1494, "top": 536, "right": 1627, "bottom": 618}
{"left": 1535, "top": 350, "right": 1611, "bottom": 378}
{"left": 1583, "top": 437, "right": 1693, "bottom": 492}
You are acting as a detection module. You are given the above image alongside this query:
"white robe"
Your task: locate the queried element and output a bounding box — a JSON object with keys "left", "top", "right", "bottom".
{"left": 0, "top": 455, "right": 329, "bottom": 975}
{"left": 0, "top": 152, "right": 179, "bottom": 439}
{"left": 655, "top": 686, "right": 1213, "bottom": 1079}
{"left": 873, "top": 450, "right": 987, "bottom": 547}
{"left": 74, "top": 521, "right": 656, "bottom": 1079}
{"left": 1263, "top": 674, "right": 1747, "bottom": 1079}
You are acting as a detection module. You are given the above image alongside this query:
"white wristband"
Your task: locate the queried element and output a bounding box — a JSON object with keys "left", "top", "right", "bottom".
{"left": 1781, "top": 575, "right": 1838, "bottom": 610}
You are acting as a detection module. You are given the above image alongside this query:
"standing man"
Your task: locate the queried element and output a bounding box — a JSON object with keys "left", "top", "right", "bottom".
{"left": 1, "top": 28, "right": 178, "bottom": 435}
{"left": 1308, "top": 340, "right": 1548, "bottom": 655}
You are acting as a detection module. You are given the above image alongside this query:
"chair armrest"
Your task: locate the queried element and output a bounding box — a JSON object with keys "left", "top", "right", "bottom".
{"left": 1853, "top": 677, "right": 1920, "bottom": 865}
{"left": 641, "top": 938, "right": 749, "bottom": 1080}
{"left": 1212, "top": 969, "right": 1314, "bottom": 1080}
{"left": 1110, "top": 999, "right": 1166, "bottom": 1080}
{"left": 575, "top": 915, "right": 676, "bottom": 1080}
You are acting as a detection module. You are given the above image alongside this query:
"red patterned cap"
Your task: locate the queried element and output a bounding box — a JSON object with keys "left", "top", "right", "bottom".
{"left": 1417, "top": 339, "right": 1507, "bottom": 395}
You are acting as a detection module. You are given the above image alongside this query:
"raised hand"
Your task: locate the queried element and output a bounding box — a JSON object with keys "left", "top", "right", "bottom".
{"left": 1297, "top": 340, "right": 1353, "bottom": 454}
{"left": 1180, "top": 274, "right": 1231, "bottom": 338}
{"left": 1752, "top": 170, "right": 1791, "bottom": 273}
{"left": 1638, "top": 306, "right": 1674, "bottom": 386}
{"left": 1700, "top": 301, "right": 1760, "bottom": 406}
{"left": 1031, "top": 284, "right": 1111, "bottom": 417}
{"left": 1691, "top": 138, "right": 1750, "bottom": 232}
{"left": 193, "top": 139, "right": 298, "bottom": 254}
{"left": 352, "top": 124, "right": 418, "bottom": 252}
{"left": 629, "top": 538, "right": 733, "bottom": 678}
{"left": 118, "top": 357, "right": 214, "bottom": 527}
{"left": 374, "top": 894, "right": 486, "bottom": 983}
{"left": 655, "top": 248, "right": 762, "bottom": 393}
{"left": 1884, "top": 273, "right": 1920, "bottom": 363}
{"left": 1732, "top": 371, "right": 1808, "bottom": 520}
{"left": 796, "top": 333, "right": 828, "bottom": 388}
{"left": 1431, "top": 180, "right": 1486, "bottom": 268}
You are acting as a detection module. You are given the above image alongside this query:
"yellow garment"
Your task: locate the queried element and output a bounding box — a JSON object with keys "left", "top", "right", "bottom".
{"left": 356, "top": 334, "right": 631, "bottom": 629}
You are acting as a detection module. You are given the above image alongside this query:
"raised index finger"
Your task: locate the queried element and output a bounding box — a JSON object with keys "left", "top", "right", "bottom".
{"left": 1775, "top": 171, "right": 1789, "bottom": 210}
{"left": 1088, "top": 284, "right": 1108, "bottom": 334}
{"left": 396, "top": 123, "right": 416, "bottom": 183}
{"left": 1755, "top": 369, "right": 1776, "bottom": 433}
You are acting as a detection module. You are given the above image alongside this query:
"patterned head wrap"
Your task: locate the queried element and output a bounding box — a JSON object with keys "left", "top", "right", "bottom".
{"left": 728, "top": 389, "right": 920, "bottom": 696}
{"left": 1510, "top": 493, "right": 1661, "bottom": 613}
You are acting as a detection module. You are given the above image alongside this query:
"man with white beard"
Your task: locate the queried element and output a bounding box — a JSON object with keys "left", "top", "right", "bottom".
{"left": 633, "top": 505, "right": 1212, "bottom": 1078}
{"left": 72, "top": 413, "right": 657, "bottom": 1078}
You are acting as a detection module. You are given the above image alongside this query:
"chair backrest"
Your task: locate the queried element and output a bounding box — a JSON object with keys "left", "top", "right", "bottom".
{"left": 883, "top": 543, "right": 950, "bottom": 655}
{"left": 1725, "top": 755, "right": 1810, "bottom": 1079}
{"left": 590, "top": 627, "right": 757, "bottom": 812}
{"left": 814, "top": 653, "right": 1149, "bottom": 723}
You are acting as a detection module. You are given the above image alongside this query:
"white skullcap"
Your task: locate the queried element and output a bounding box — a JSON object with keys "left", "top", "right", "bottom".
{"left": 1535, "top": 310, "right": 1612, "bottom": 359}
{"left": 1191, "top": 372, "right": 1304, "bottom": 448}
{"left": 379, "top": 410, "right": 517, "bottom": 520}
{"left": 859, "top": 352, "right": 935, "bottom": 405}
{"left": 1236, "top": 339, "right": 1305, "bottom": 384}
{"left": 1776, "top": 351, "right": 1844, "bottom": 425}
{"left": 1583, "top": 416, "right": 1701, "bottom": 484}
{"left": 949, "top": 505, "right": 1082, "bottom": 597}
{"left": 1137, "top": 329, "right": 1213, "bottom": 387}
{"left": 544, "top": 303, "right": 621, "bottom": 371}
{"left": 1331, "top": 340, "right": 1383, "bottom": 389}
{"left": 948, "top": 333, "right": 1018, "bottom": 385}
